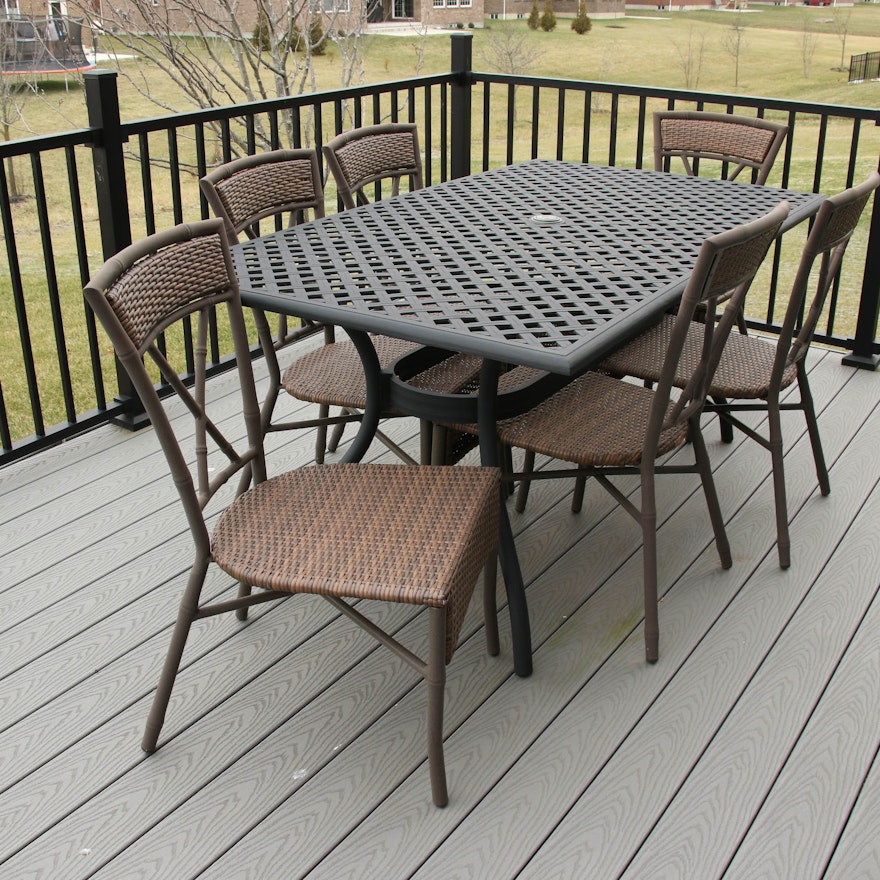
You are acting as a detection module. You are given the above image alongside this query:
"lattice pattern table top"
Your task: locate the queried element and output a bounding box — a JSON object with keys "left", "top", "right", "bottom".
{"left": 233, "top": 160, "right": 824, "bottom": 375}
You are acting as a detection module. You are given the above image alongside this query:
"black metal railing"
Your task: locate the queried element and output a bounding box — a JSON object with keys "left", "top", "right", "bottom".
{"left": 1, "top": 32, "right": 878, "bottom": 466}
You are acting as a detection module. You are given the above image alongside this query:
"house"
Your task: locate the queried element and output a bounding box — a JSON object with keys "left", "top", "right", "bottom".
{"left": 483, "top": 0, "right": 624, "bottom": 18}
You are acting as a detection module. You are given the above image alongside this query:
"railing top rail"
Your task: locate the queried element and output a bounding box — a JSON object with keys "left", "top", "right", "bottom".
{"left": 116, "top": 73, "right": 457, "bottom": 137}
{"left": 0, "top": 126, "right": 94, "bottom": 159}
{"left": 470, "top": 71, "right": 880, "bottom": 123}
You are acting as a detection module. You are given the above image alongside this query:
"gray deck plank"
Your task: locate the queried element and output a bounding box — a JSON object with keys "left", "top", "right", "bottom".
{"left": 823, "top": 746, "right": 880, "bottom": 880}
{"left": 195, "top": 356, "right": 852, "bottom": 880}
{"left": 404, "top": 358, "right": 862, "bottom": 877}
{"left": 618, "top": 469, "right": 880, "bottom": 878}
{"left": 0, "top": 349, "right": 877, "bottom": 880}
{"left": 721, "top": 555, "right": 880, "bottom": 877}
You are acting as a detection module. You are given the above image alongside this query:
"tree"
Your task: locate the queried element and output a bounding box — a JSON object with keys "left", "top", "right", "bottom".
{"left": 68, "top": 0, "right": 367, "bottom": 151}
{"left": 800, "top": 18, "right": 818, "bottom": 78}
{"left": 721, "top": 15, "right": 747, "bottom": 89}
{"left": 832, "top": 7, "right": 853, "bottom": 73}
{"left": 481, "top": 21, "right": 540, "bottom": 123}
{"left": 571, "top": 1, "right": 592, "bottom": 36}
{"left": 539, "top": 0, "right": 557, "bottom": 33}
{"left": 527, "top": 1, "right": 540, "bottom": 31}
{"left": 671, "top": 26, "right": 706, "bottom": 90}
{"left": 482, "top": 21, "right": 540, "bottom": 75}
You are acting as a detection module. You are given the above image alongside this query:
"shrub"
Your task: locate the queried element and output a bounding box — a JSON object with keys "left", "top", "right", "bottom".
{"left": 527, "top": 1, "right": 540, "bottom": 30}
{"left": 309, "top": 17, "right": 327, "bottom": 55}
{"left": 539, "top": 0, "right": 557, "bottom": 32}
{"left": 252, "top": 8, "right": 273, "bottom": 51}
{"left": 571, "top": 1, "right": 592, "bottom": 35}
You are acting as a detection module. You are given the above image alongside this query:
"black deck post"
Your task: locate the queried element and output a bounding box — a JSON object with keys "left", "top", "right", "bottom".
{"left": 450, "top": 33, "right": 473, "bottom": 180}
{"left": 84, "top": 69, "right": 150, "bottom": 428}
{"left": 843, "top": 181, "right": 880, "bottom": 370}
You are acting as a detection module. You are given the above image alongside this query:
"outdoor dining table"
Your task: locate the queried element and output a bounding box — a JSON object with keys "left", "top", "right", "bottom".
{"left": 231, "top": 158, "right": 826, "bottom": 678}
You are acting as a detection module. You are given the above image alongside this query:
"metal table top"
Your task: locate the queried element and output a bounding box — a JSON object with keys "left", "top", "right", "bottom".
{"left": 233, "top": 160, "right": 824, "bottom": 376}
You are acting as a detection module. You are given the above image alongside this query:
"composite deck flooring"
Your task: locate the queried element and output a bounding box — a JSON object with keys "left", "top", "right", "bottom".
{"left": 1, "top": 344, "right": 879, "bottom": 879}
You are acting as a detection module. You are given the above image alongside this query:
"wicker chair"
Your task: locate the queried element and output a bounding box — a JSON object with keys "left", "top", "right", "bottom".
{"left": 200, "top": 149, "right": 344, "bottom": 459}
{"left": 499, "top": 201, "right": 790, "bottom": 663}
{"left": 302, "top": 122, "right": 481, "bottom": 462}
{"left": 655, "top": 110, "right": 790, "bottom": 342}
{"left": 654, "top": 110, "right": 789, "bottom": 186}
{"left": 323, "top": 121, "right": 424, "bottom": 209}
{"left": 602, "top": 172, "right": 880, "bottom": 569}
{"left": 83, "top": 219, "right": 502, "bottom": 807}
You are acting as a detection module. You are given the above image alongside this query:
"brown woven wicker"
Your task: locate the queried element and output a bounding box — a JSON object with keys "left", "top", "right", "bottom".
{"left": 602, "top": 172, "right": 880, "bottom": 569}
{"left": 305, "top": 123, "right": 478, "bottom": 464}
{"left": 654, "top": 111, "right": 789, "bottom": 186}
{"left": 496, "top": 201, "right": 790, "bottom": 664}
{"left": 323, "top": 122, "right": 424, "bottom": 209}
{"left": 200, "top": 149, "right": 346, "bottom": 462}
{"left": 654, "top": 111, "right": 790, "bottom": 336}
{"left": 83, "top": 219, "right": 503, "bottom": 807}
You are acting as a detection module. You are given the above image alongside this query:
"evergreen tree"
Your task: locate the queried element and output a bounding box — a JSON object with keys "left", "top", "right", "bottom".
{"left": 539, "top": 0, "right": 557, "bottom": 33}
{"left": 571, "top": 1, "right": 592, "bottom": 35}
{"left": 251, "top": 7, "right": 273, "bottom": 51}
{"left": 527, "top": 1, "right": 540, "bottom": 30}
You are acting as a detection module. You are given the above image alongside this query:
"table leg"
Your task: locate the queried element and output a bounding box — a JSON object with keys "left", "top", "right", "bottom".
{"left": 478, "top": 360, "right": 533, "bottom": 678}
{"left": 339, "top": 330, "right": 382, "bottom": 464}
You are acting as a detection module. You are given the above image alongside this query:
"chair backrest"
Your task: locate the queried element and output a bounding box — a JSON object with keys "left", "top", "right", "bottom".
{"left": 199, "top": 149, "right": 325, "bottom": 243}
{"left": 83, "top": 220, "right": 265, "bottom": 546}
{"left": 654, "top": 111, "right": 789, "bottom": 186}
{"left": 322, "top": 122, "right": 423, "bottom": 209}
{"left": 778, "top": 171, "right": 880, "bottom": 379}
{"left": 646, "top": 200, "right": 790, "bottom": 454}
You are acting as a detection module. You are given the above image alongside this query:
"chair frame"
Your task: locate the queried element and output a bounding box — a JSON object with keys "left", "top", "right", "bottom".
{"left": 654, "top": 110, "right": 790, "bottom": 186}
{"left": 503, "top": 201, "right": 790, "bottom": 663}
{"left": 83, "top": 218, "right": 502, "bottom": 807}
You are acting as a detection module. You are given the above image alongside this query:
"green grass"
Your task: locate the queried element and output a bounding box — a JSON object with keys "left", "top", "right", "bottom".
{"left": 3, "top": 8, "right": 880, "bottom": 444}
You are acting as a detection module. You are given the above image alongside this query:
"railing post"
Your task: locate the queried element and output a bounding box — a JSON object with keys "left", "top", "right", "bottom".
{"left": 450, "top": 33, "right": 473, "bottom": 180}
{"left": 84, "top": 69, "right": 150, "bottom": 428}
{"left": 842, "top": 183, "right": 880, "bottom": 370}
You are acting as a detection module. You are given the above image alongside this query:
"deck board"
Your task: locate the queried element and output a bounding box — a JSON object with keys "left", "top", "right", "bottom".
{"left": 0, "top": 348, "right": 877, "bottom": 879}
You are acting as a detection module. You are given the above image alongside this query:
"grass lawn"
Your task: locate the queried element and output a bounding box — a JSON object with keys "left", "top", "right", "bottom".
{"left": 2, "top": 6, "right": 880, "bottom": 444}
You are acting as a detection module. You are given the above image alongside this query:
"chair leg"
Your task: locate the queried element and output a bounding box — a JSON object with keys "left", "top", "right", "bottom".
{"left": 235, "top": 579, "right": 253, "bottom": 621}
{"left": 426, "top": 607, "right": 449, "bottom": 807}
{"left": 798, "top": 365, "right": 830, "bottom": 497}
{"left": 712, "top": 397, "right": 735, "bottom": 443}
{"left": 767, "top": 399, "right": 791, "bottom": 569}
{"left": 420, "top": 420, "right": 433, "bottom": 465}
{"left": 315, "top": 404, "right": 330, "bottom": 464}
{"left": 483, "top": 554, "right": 500, "bottom": 657}
{"left": 571, "top": 476, "right": 587, "bottom": 513}
{"left": 142, "top": 560, "right": 207, "bottom": 752}
{"left": 640, "top": 471, "right": 660, "bottom": 664}
{"left": 691, "top": 420, "right": 732, "bottom": 569}
{"left": 431, "top": 424, "right": 448, "bottom": 466}
{"left": 515, "top": 450, "right": 536, "bottom": 513}
{"left": 327, "top": 409, "right": 349, "bottom": 454}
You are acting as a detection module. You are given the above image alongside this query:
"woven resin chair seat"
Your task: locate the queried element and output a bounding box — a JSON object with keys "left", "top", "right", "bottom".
{"left": 212, "top": 463, "right": 498, "bottom": 664}
{"left": 496, "top": 372, "right": 689, "bottom": 467}
{"left": 495, "top": 201, "right": 790, "bottom": 663}
{"left": 602, "top": 314, "right": 798, "bottom": 399}
{"left": 83, "top": 219, "right": 504, "bottom": 807}
{"left": 282, "top": 335, "right": 483, "bottom": 410}
{"left": 601, "top": 172, "right": 880, "bottom": 569}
